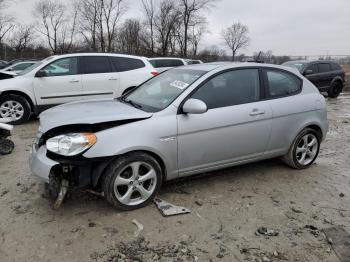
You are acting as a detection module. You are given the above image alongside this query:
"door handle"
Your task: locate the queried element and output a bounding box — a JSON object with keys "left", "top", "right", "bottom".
{"left": 250, "top": 109, "right": 265, "bottom": 116}
{"left": 70, "top": 79, "right": 79, "bottom": 83}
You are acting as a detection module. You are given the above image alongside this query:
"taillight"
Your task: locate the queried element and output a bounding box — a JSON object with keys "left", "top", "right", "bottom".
{"left": 151, "top": 71, "right": 159, "bottom": 76}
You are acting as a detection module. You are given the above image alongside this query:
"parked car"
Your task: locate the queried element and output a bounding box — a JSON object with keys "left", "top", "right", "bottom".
{"left": 283, "top": 60, "right": 346, "bottom": 98}
{"left": 186, "top": 59, "right": 203, "bottom": 65}
{"left": 0, "top": 61, "right": 37, "bottom": 74}
{"left": 30, "top": 63, "right": 328, "bottom": 210}
{"left": 0, "top": 53, "right": 158, "bottom": 124}
{"left": 4, "top": 58, "right": 38, "bottom": 66}
{"left": 0, "top": 60, "right": 8, "bottom": 69}
{"left": 148, "top": 57, "right": 188, "bottom": 73}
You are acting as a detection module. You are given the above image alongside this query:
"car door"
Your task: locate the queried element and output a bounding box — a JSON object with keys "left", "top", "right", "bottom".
{"left": 303, "top": 63, "right": 320, "bottom": 87}
{"left": 317, "top": 63, "right": 333, "bottom": 90}
{"left": 33, "top": 57, "right": 83, "bottom": 106}
{"left": 79, "top": 56, "right": 120, "bottom": 99}
{"left": 177, "top": 68, "right": 272, "bottom": 176}
{"left": 263, "top": 69, "right": 307, "bottom": 154}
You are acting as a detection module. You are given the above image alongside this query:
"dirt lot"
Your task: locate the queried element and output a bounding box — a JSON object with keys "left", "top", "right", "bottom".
{"left": 0, "top": 93, "right": 350, "bottom": 262}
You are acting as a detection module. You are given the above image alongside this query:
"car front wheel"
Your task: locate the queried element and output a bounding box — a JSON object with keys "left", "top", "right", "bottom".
{"left": 102, "top": 153, "right": 163, "bottom": 210}
{"left": 282, "top": 128, "right": 321, "bottom": 169}
{"left": 0, "top": 94, "right": 31, "bottom": 124}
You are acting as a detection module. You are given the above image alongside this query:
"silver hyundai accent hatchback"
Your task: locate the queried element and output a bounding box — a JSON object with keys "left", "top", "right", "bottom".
{"left": 30, "top": 63, "right": 328, "bottom": 210}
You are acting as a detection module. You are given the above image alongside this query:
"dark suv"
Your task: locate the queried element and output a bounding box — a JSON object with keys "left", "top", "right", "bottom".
{"left": 283, "top": 60, "right": 346, "bottom": 98}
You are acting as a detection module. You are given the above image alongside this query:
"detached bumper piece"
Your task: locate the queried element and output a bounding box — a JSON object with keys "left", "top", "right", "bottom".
{"left": 30, "top": 144, "right": 110, "bottom": 209}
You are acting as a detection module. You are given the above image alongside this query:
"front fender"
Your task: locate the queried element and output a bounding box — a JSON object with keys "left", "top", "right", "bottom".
{"left": 83, "top": 114, "right": 179, "bottom": 180}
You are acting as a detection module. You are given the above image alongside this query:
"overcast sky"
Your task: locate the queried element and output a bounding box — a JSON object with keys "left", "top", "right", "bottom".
{"left": 5, "top": 0, "right": 350, "bottom": 56}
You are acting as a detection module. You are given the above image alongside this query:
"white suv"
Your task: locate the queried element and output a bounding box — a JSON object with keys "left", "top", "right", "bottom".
{"left": 0, "top": 53, "right": 158, "bottom": 124}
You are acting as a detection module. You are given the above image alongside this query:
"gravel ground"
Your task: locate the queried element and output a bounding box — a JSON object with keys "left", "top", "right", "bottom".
{"left": 0, "top": 92, "right": 349, "bottom": 262}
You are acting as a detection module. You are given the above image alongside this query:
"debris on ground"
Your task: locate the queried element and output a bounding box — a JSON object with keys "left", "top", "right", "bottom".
{"left": 256, "top": 227, "right": 279, "bottom": 237}
{"left": 0, "top": 188, "right": 9, "bottom": 197}
{"left": 90, "top": 237, "right": 198, "bottom": 262}
{"left": 305, "top": 225, "right": 321, "bottom": 237}
{"left": 153, "top": 198, "right": 191, "bottom": 217}
{"left": 324, "top": 226, "right": 350, "bottom": 262}
{"left": 132, "top": 219, "right": 144, "bottom": 237}
{"left": 339, "top": 193, "right": 345, "bottom": 198}
{"left": 291, "top": 206, "right": 303, "bottom": 213}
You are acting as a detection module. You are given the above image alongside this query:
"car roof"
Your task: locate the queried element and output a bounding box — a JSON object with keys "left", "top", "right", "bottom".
{"left": 181, "top": 62, "right": 302, "bottom": 75}
{"left": 148, "top": 57, "right": 185, "bottom": 61}
{"left": 53, "top": 53, "right": 148, "bottom": 60}
{"left": 285, "top": 60, "right": 338, "bottom": 64}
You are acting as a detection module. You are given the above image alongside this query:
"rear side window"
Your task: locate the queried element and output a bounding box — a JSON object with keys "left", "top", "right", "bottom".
{"left": 149, "top": 59, "right": 184, "bottom": 68}
{"left": 191, "top": 69, "right": 260, "bottom": 109}
{"left": 80, "top": 56, "right": 111, "bottom": 74}
{"left": 317, "top": 63, "right": 331, "bottom": 73}
{"left": 110, "top": 57, "right": 145, "bottom": 72}
{"left": 305, "top": 64, "right": 318, "bottom": 74}
{"left": 331, "top": 63, "right": 342, "bottom": 71}
{"left": 266, "top": 70, "right": 302, "bottom": 98}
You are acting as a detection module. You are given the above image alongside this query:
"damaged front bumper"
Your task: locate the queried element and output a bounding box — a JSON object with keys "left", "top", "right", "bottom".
{"left": 30, "top": 142, "right": 110, "bottom": 190}
{"left": 30, "top": 143, "right": 58, "bottom": 182}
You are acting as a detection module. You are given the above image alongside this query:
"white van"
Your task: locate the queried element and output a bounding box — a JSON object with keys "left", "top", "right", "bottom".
{"left": 0, "top": 53, "right": 158, "bottom": 124}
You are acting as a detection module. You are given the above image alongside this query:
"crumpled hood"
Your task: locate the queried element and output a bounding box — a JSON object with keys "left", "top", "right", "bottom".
{"left": 39, "top": 99, "right": 152, "bottom": 132}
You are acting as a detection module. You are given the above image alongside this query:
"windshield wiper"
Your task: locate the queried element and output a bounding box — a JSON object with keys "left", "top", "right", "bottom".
{"left": 121, "top": 98, "right": 143, "bottom": 109}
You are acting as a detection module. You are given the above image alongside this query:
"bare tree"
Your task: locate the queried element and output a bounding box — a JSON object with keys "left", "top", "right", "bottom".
{"left": 188, "top": 16, "right": 207, "bottom": 58}
{"left": 119, "top": 19, "right": 142, "bottom": 55}
{"left": 8, "top": 24, "right": 35, "bottom": 56}
{"left": 154, "top": 0, "right": 181, "bottom": 56}
{"left": 0, "top": 0, "right": 14, "bottom": 50}
{"left": 221, "top": 22, "right": 250, "bottom": 61}
{"left": 33, "top": 0, "right": 77, "bottom": 54}
{"left": 102, "top": 0, "right": 127, "bottom": 52}
{"left": 77, "top": 0, "right": 100, "bottom": 51}
{"left": 177, "top": 0, "right": 216, "bottom": 57}
{"left": 141, "top": 0, "right": 156, "bottom": 55}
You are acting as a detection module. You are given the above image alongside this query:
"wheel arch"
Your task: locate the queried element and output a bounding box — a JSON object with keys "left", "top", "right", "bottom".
{"left": 92, "top": 149, "right": 168, "bottom": 189}
{"left": 0, "top": 90, "right": 34, "bottom": 113}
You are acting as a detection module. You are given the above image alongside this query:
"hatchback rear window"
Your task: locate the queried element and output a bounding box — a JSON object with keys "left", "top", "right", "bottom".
{"left": 149, "top": 59, "right": 184, "bottom": 68}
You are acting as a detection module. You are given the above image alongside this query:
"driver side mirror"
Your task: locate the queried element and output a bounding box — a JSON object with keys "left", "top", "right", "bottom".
{"left": 182, "top": 98, "right": 208, "bottom": 114}
{"left": 35, "top": 70, "right": 47, "bottom": 78}
{"left": 7, "top": 68, "right": 13, "bottom": 71}
{"left": 304, "top": 69, "right": 313, "bottom": 76}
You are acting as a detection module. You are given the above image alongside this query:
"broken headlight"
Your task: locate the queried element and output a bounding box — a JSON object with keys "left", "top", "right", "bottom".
{"left": 46, "top": 133, "right": 97, "bottom": 156}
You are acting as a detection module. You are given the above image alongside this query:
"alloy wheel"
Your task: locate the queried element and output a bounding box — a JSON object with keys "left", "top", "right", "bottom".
{"left": 295, "top": 133, "right": 319, "bottom": 166}
{"left": 113, "top": 161, "right": 157, "bottom": 206}
{"left": 0, "top": 100, "right": 24, "bottom": 120}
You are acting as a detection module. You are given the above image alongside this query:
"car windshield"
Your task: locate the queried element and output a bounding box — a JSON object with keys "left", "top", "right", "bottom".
{"left": 283, "top": 62, "right": 307, "bottom": 72}
{"left": 122, "top": 68, "right": 207, "bottom": 112}
{"left": 17, "top": 56, "right": 55, "bottom": 76}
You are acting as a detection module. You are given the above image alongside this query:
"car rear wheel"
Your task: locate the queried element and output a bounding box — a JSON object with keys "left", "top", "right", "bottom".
{"left": 102, "top": 153, "right": 163, "bottom": 210}
{"left": 282, "top": 128, "right": 320, "bottom": 169}
{"left": 328, "top": 81, "right": 342, "bottom": 98}
{"left": 0, "top": 94, "right": 31, "bottom": 124}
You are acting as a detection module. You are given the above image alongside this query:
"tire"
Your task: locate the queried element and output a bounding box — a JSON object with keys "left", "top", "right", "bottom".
{"left": 327, "top": 81, "right": 343, "bottom": 98}
{"left": 282, "top": 128, "right": 321, "bottom": 169}
{"left": 102, "top": 152, "right": 163, "bottom": 210}
{"left": 0, "top": 94, "right": 31, "bottom": 124}
{"left": 0, "top": 138, "right": 14, "bottom": 155}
